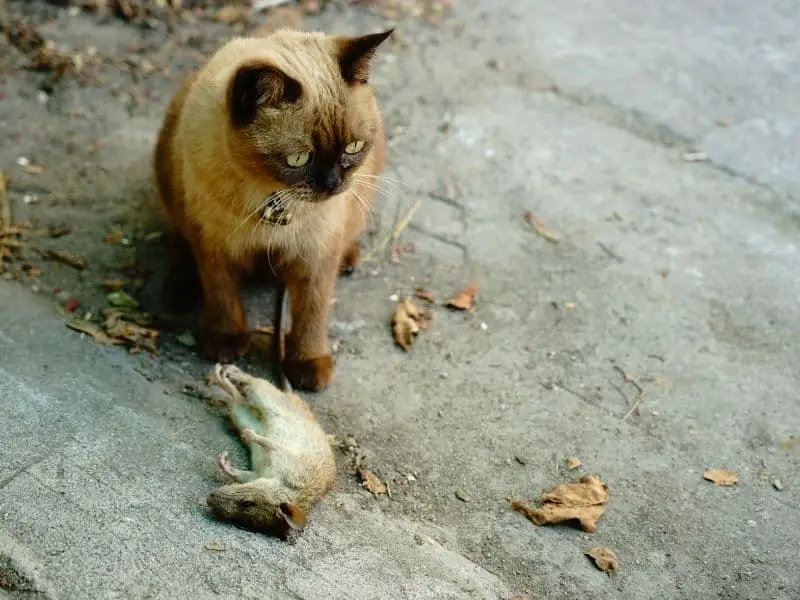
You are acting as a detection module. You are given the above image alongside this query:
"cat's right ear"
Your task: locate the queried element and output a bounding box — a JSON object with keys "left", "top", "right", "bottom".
{"left": 228, "top": 62, "right": 302, "bottom": 127}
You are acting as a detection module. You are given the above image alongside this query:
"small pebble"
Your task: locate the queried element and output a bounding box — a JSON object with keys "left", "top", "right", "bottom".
{"left": 454, "top": 490, "right": 471, "bottom": 502}
{"left": 17, "top": 157, "right": 30, "bottom": 167}
{"left": 773, "top": 479, "right": 784, "bottom": 491}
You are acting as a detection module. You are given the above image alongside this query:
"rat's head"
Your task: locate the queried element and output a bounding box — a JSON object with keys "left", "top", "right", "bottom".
{"left": 206, "top": 483, "right": 306, "bottom": 539}
{"left": 223, "top": 29, "right": 393, "bottom": 210}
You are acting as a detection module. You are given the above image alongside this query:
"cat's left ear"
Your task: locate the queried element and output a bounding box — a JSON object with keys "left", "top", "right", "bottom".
{"left": 335, "top": 29, "right": 394, "bottom": 85}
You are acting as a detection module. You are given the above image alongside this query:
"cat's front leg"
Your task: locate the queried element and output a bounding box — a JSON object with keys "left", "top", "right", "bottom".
{"left": 282, "top": 259, "right": 338, "bottom": 392}
{"left": 194, "top": 242, "right": 251, "bottom": 363}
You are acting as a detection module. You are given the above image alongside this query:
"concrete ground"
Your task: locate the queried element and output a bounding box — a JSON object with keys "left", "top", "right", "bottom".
{"left": 1, "top": 0, "right": 799, "bottom": 598}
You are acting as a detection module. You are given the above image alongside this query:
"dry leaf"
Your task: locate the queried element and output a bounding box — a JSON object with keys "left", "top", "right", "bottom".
{"left": 298, "top": 0, "right": 320, "bottom": 13}
{"left": 23, "top": 164, "right": 43, "bottom": 174}
{"left": 522, "top": 210, "right": 560, "bottom": 244}
{"left": 47, "top": 224, "right": 71, "bottom": 238}
{"left": 414, "top": 288, "right": 435, "bottom": 303}
{"left": 392, "top": 298, "right": 430, "bottom": 351}
{"left": 585, "top": 547, "right": 619, "bottom": 575}
{"left": 446, "top": 281, "right": 478, "bottom": 311}
{"left": 216, "top": 5, "right": 248, "bottom": 22}
{"left": 66, "top": 320, "right": 123, "bottom": 346}
{"left": 357, "top": 467, "right": 387, "bottom": 497}
{"left": 48, "top": 249, "right": 86, "bottom": 270}
{"left": 203, "top": 541, "right": 226, "bottom": 552}
{"left": 511, "top": 474, "right": 608, "bottom": 533}
{"left": 100, "top": 279, "right": 126, "bottom": 291}
{"left": 566, "top": 457, "right": 582, "bottom": 470}
{"left": 703, "top": 469, "right": 739, "bottom": 486}
{"left": 103, "top": 231, "right": 126, "bottom": 244}
{"left": 250, "top": 6, "right": 302, "bottom": 35}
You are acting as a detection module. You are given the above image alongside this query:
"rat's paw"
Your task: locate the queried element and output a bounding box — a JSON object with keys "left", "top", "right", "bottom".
{"left": 284, "top": 355, "right": 335, "bottom": 392}
{"left": 241, "top": 428, "right": 257, "bottom": 443}
{"left": 218, "top": 451, "right": 235, "bottom": 475}
{"left": 199, "top": 331, "right": 250, "bottom": 364}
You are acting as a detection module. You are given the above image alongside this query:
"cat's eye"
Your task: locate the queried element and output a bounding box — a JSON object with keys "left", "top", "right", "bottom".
{"left": 286, "top": 152, "right": 310, "bottom": 168}
{"left": 344, "top": 140, "right": 365, "bottom": 154}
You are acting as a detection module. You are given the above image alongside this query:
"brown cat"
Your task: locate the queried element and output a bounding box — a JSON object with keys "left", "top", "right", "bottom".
{"left": 153, "top": 28, "right": 393, "bottom": 391}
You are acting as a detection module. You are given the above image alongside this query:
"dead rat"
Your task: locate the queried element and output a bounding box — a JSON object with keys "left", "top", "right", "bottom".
{"left": 205, "top": 350, "right": 336, "bottom": 540}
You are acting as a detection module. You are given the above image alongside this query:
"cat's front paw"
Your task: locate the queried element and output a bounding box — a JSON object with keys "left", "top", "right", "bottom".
{"left": 198, "top": 330, "right": 251, "bottom": 363}
{"left": 283, "top": 355, "right": 335, "bottom": 392}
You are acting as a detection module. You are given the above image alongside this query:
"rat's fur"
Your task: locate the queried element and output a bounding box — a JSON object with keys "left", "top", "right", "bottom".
{"left": 153, "top": 28, "right": 393, "bottom": 392}
{"left": 206, "top": 364, "right": 336, "bottom": 539}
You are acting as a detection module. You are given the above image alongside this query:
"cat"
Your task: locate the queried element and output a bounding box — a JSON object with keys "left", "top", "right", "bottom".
{"left": 153, "top": 27, "right": 393, "bottom": 391}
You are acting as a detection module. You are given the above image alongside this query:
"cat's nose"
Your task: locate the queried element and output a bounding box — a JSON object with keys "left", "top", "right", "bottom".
{"left": 312, "top": 167, "right": 343, "bottom": 194}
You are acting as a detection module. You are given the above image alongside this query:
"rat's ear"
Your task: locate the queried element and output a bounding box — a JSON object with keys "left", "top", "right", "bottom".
{"left": 228, "top": 62, "right": 302, "bottom": 127}
{"left": 279, "top": 502, "right": 307, "bottom": 531}
{"left": 334, "top": 29, "right": 394, "bottom": 85}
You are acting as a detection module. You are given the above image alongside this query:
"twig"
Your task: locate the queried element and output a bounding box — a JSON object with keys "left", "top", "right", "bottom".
{"left": 0, "top": 173, "right": 9, "bottom": 235}
{"left": 363, "top": 198, "right": 422, "bottom": 262}
{"left": 0, "top": 172, "right": 10, "bottom": 273}
{"left": 523, "top": 210, "right": 560, "bottom": 244}
{"left": 620, "top": 392, "right": 643, "bottom": 423}
{"left": 597, "top": 241, "right": 623, "bottom": 263}
{"left": 613, "top": 365, "right": 645, "bottom": 422}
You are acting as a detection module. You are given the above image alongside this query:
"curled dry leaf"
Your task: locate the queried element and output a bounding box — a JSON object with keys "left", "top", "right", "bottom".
{"left": 566, "top": 457, "right": 582, "bottom": 470}
{"left": 446, "top": 281, "right": 478, "bottom": 311}
{"left": 522, "top": 210, "right": 560, "bottom": 244}
{"left": 414, "top": 288, "right": 435, "bottom": 303}
{"left": 48, "top": 249, "right": 86, "bottom": 270}
{"left": 67, "top": 320, "right": 122, "bottom": 346}
{"left": 392, "top": 298, "right": 430, "bottom": 352}
{"left": 585, "top": 547, "right": 619, "bottom": 575}
{"left": 511, "top": 474, "right": 609, "bottom": 533}
{"left": 357, "top": 467, "right": 388, "bottom": 497}
{"left": 703, "top": 469, "right": 739, "bottom": 486}
{"left": 100, "top": 279, "right": 126, "bottom": 291}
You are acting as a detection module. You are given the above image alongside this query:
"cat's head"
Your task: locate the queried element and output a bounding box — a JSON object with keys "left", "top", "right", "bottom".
{"left": 224, "top": 29, "right": 393, "bottom": 202}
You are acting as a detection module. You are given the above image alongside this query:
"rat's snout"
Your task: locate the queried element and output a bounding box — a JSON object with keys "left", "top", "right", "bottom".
{"left": 205, "top": 484, "right": 295, "bottom": 539}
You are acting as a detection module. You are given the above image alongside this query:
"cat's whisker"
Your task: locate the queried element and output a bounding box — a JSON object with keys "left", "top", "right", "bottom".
{"left": 353, "top": 173, "right": 409, "bottom": 188}
{"left": 351, "top": 188, "right": 376, "bottom": 232}
{"left": 352, "top": 179, "right": 393, "bottom": 200}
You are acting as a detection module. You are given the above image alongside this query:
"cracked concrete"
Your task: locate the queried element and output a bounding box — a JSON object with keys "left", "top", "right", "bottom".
{"left": 1, "top": 0, "right": 799, "bottom": 599}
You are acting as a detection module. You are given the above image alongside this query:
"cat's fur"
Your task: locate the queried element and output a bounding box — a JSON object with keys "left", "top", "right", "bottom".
{"left": 153, "top": 28, "right": 392, "bottom": 391}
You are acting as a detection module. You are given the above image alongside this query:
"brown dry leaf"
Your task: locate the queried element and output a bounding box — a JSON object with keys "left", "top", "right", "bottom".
{"left": 100, "top": 279, "right": 127, "bottom": 291}
{"left": 0, "top": 172, "right": 9, "bottom": 274}
{"left": 703, "top": 469, "right": 739, "bottom": 486}
{"left": 392, "top": 298, "right": 430, "bottom": 352}
{"left": 203, "top": 541, "right": 226, "bottom": 552}
{"left": 297, "top": 0, "right": 320, "bottom": 14}
{"left": 250, "top": 6, "right": 302, "bottom": 35}
{"left": 566, "top": 457, "right": 582, "bottom": 470}
{"left": 585, "top": 547, "right": 619, "bottom": 575}
{"left": 446, "top": 281, "right": 478, "bottom": 311}
{"left": 216, "top": 5, "right": 248, "bottom": 23}
{"left": 511, "top": 474, "right": 609, "bottom": 533}
{"left": 48, "top": 249, "right": 86, "bottom": 270}
{"left": 414, "top": 288, "right": 435, "bottom": 303}
{"left": 103, "top": 231, "right": 126, "bottom": 244}
{"left": 47, "top": 224, "right": 72, "bottom": 238}
{"left": 522, "top": 210, "right": 560, "bottom": 244}
{"left": 0, "top": 172, "right": 10, "bottom": 234}
{"left": 357, "top": 467, "right": 388, "bottom": 497}
{"left": 102, "top": 309, "right": 159, "bottom": 355}
{"left": 66, "top": 320, "right": 123, "bottom": 346}
{"left": 23, "top": 164, "right": 43, "bottom": 174}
